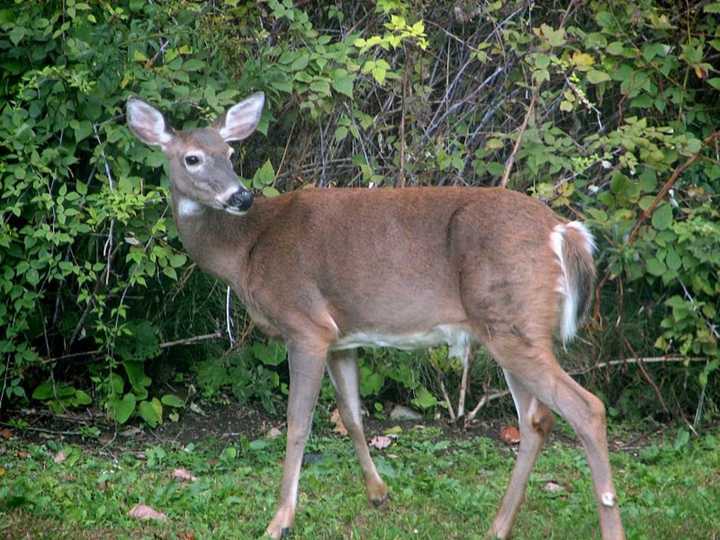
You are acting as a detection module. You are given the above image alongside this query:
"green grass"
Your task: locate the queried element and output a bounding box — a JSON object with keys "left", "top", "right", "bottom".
{"left": 1, "top": 425, "right": 718, "bottom": 539}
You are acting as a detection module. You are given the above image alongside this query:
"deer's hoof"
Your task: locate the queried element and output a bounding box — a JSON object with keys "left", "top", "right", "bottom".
{"left": 370, "top": 492, "right": 389, "bottom": 508}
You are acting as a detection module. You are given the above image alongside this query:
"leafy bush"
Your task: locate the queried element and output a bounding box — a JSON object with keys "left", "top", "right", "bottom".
{"left": 1, "top": 0, "right": 718, "bottom": 425}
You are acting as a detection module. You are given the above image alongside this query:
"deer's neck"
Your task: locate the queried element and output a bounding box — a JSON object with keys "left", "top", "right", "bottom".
{"left": 171, "top": 193, "right": 257, "bottom": 291}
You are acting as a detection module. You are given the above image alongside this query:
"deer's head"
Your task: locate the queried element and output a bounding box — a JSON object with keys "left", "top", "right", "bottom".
{"left": 126, "top": 93, "right": 265, "bottom": 216}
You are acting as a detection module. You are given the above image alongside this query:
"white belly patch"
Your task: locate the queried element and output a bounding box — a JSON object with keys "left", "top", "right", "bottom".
{"left": 332, "top": 324, "right": 471, "bottom": 359}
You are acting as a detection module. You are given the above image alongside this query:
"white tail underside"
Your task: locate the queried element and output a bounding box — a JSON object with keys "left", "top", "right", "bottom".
{"left": 549, "top": 221, "right": 595, "bottom": 345}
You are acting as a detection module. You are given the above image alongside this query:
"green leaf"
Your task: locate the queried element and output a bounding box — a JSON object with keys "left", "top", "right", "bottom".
{"left": 252, "top": 160, "right": 275, "bottom": 188}
{"left": 666, "top": 249, "right": 682, "bottom": 271}
{"left": 411, "top": 386, "right": 437, "bottom": 410}
{"left": 9, "top": 26, "right": 26, "bottom": 46}
{"left": 183, "top": 59, "right": 205, "bottom": 71}
{"left": 168, "top": 253, "right": 187, "bottom": 268}
{"left": 32, "top": 381, "right": 54, "bottom": 400}
{"left": 587, "top": 69, "right": 610, "bottom": 84}
{"left": 646, "top": 257, "right": 667, "bottom": 276}
{"left": 138, "top": 399, "right": 161, "bottom": 427}
{"left": 673, "top": 428, "right": 690, "bottom": 450}
{"left": 73, "top": 390, "right": 92, "bottom": 406}
{"left": 486, "top": 162, "right": 505, "bottom": 176}
{"left": 124, "top": 361, "right": 150, "bottom": 391}
{"left": 161, "top": 394, "right": 184, "bottom": 408}
{"left": 109, "top": 393, "right": 136, "bottom": 424}
{"left": 289, "top": 53, "right": 309, "bottom": 71}
{"left": 334, "top": 126, "right": 349, "bottom": 143}
{"left": 73, "top": 121, "right": 93, "bottom": 143}
{"left": 132, "top": 49, "right": 148, "bottom": 63}
{"left": 607, "top": 41, "right": 625, "bottom": 55}
{"left": 110, "top": 373, "right": 124, "bottom": 395}
{"left": 704, "top": 2, "right": 720, "bottom": 13}
{"left": 642, "top": 43, "right": 667, "bottom": 62}
{"left": 270, "top": 79, "right": 293, "bottom": 93}
{"left": 708, "top": 78, "right": 720, "bottom": 90}
{"left": 251, "top": 342, "right": 286, "bottom": 366}
{"left": 310, "top": 79, "right": 331, "bottom": 95}
{"left": 249, "top": 439, "right": 269, "bottom": 450}
{"left": 651, "top": 204, "right": 673, "bottom": 231}
{"left": 331, "top": 69, "right": 354, "bottom": 97}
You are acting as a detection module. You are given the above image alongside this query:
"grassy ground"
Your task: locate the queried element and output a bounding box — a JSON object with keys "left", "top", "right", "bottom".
{"left": 1, "top": 421, "right": 718, "bottom": 540}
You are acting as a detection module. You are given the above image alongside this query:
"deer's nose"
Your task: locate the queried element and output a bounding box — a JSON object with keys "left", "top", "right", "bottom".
{"left": 227, "top": 189, "right": 254, "bottom": 211}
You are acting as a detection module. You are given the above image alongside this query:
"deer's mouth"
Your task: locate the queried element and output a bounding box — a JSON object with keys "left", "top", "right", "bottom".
{"left": 223, "top": 206, "right": 249, "bottom": 216}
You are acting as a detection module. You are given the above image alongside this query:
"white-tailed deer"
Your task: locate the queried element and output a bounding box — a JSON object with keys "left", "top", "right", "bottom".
{"left": 127, "top": 93, "right": 625, "bottom": 540}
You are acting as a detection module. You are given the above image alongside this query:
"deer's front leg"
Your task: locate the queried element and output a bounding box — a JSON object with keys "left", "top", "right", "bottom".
{"left": 266, "top": 340, "right": 327, "bottom": 539}
{"left": 327, "top": 350, "right": 388, "bottom": 505}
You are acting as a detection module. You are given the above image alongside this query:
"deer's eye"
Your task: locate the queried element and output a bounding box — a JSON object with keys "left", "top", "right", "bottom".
{"left": 185, "top": 155, "right": 201, "bottom": 166}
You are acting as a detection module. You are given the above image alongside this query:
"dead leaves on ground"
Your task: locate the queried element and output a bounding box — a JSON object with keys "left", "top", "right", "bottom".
{"left": 124, "top": 468, "right": 199, "bottom": 523}
{"left": 128, "top": 503, "right": 167, "bottom": 521}
{"left": 330, "top": 408, "right": 348, "bottom": 436}
{"left": 369, "top": 435, "right": 394, "bottom": 450}
{"left": 53, "top": 449, "right": 67, "bottom": 464}
{"left": 500, "top": 425, "right": 521, "bottom": 445}
{"left": 172, "top": 468, "right": 197, "bottom": 482}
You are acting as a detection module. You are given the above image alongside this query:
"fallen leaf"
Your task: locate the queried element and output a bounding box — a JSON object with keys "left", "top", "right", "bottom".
{"left": 330, "top": 409, "right": 348, "bottom": 436}
{"left": 500, "top": 425, "right": 521, "bottom": 445}
{"left": 369, "top": 435, "right": 393, "bottom": 450}
{"left": 543, "top": 480, "right": 564, "bottom": 494}
{"left": 266, "top": 427, "right": 283, "bottom": 439}
{"left": 189, "top": 402, "right": 207, "bottom": 416}
{"left": 0, "top": 428, "right": 12, "bottom": 440}
{"left": 389, "top": 404, "right": 422, "bottom": 421}
{"left": 178, "top": 532, "right": 196, "bottom": 540}
{"left": 53, "top": 450, "right": 67, "bottom": 464}
{"left": 16, "top": 450, "right": 31, "bottom": 459}
{"left": 128, "top": 503, "right": 167, "bottom": 521}
{"left": 172, "top": 468, "right": 197, "bottom": 482}
{"left": 120, "top": 426, "right": 142, "bottom": 437}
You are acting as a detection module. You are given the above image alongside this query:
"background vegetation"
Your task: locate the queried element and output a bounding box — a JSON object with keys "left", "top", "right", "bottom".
{"left": 0, "top": 0, "right": 719, "bottom": 432}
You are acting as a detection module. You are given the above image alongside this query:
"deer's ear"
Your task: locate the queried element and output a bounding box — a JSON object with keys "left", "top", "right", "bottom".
{"left": 216, "top": 92, "right": 265, "bottom": 142}
{"left": 127, "top": 98, "right": 174, "bottom": 148}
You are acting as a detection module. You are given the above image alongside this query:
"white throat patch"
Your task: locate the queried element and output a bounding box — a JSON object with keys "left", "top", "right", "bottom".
{"left": 177, "top": 198, "right": 204, "bottom": 217}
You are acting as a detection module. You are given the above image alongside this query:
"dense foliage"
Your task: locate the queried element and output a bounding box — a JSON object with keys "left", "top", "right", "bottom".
{"left": 1, "top": 0, "right": 718, "bottom": 427}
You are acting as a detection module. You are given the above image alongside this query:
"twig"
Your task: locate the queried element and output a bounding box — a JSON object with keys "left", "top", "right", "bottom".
{"left": 464, "top": 355, "right": 709, "bottom": 426}
{"left": 626, "top": 131, "right": 720, "bottom": 244}
{"left": 40, "top": 332, "right": 225, "bottom": 366}
{"left": 623, "top": 337, "right": 670, "bottom": 416}
{"left": 0, "top": 422, "right": 85, "bottom": 437}
{"left": 437, "top": 375, "right": 456, "bottom": 422}
{"left": 398, "top": 45, "right": 408, "bottom": 188}
{"left": 274, "top": 120, "right": 296, "bottom": 181}
{"left": 226, "top": 287, "right": 235, "bottom": 346}
{"left": 93, "top": 124, "right": 115, "bottom": 286}
{"left": 159, "top": 332, "right": 224, "bottom": 349}
{"left": 499, "top": 91, "right": 537, "bottom": 188}
{"left": 465, "top": 389, "right": 509, "bottom": 424}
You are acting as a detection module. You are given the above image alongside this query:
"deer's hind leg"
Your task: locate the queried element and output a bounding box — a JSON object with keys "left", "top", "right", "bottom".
{"left": 486, "top": 369, "right": 554, "bottom": 539}
{"left": 485, "top": 335, "right": 625, "bottom": 540}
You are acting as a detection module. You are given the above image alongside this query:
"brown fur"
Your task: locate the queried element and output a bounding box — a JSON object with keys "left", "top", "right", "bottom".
{"left": 172, "top": 186, "right": 566, "bottom": 347}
